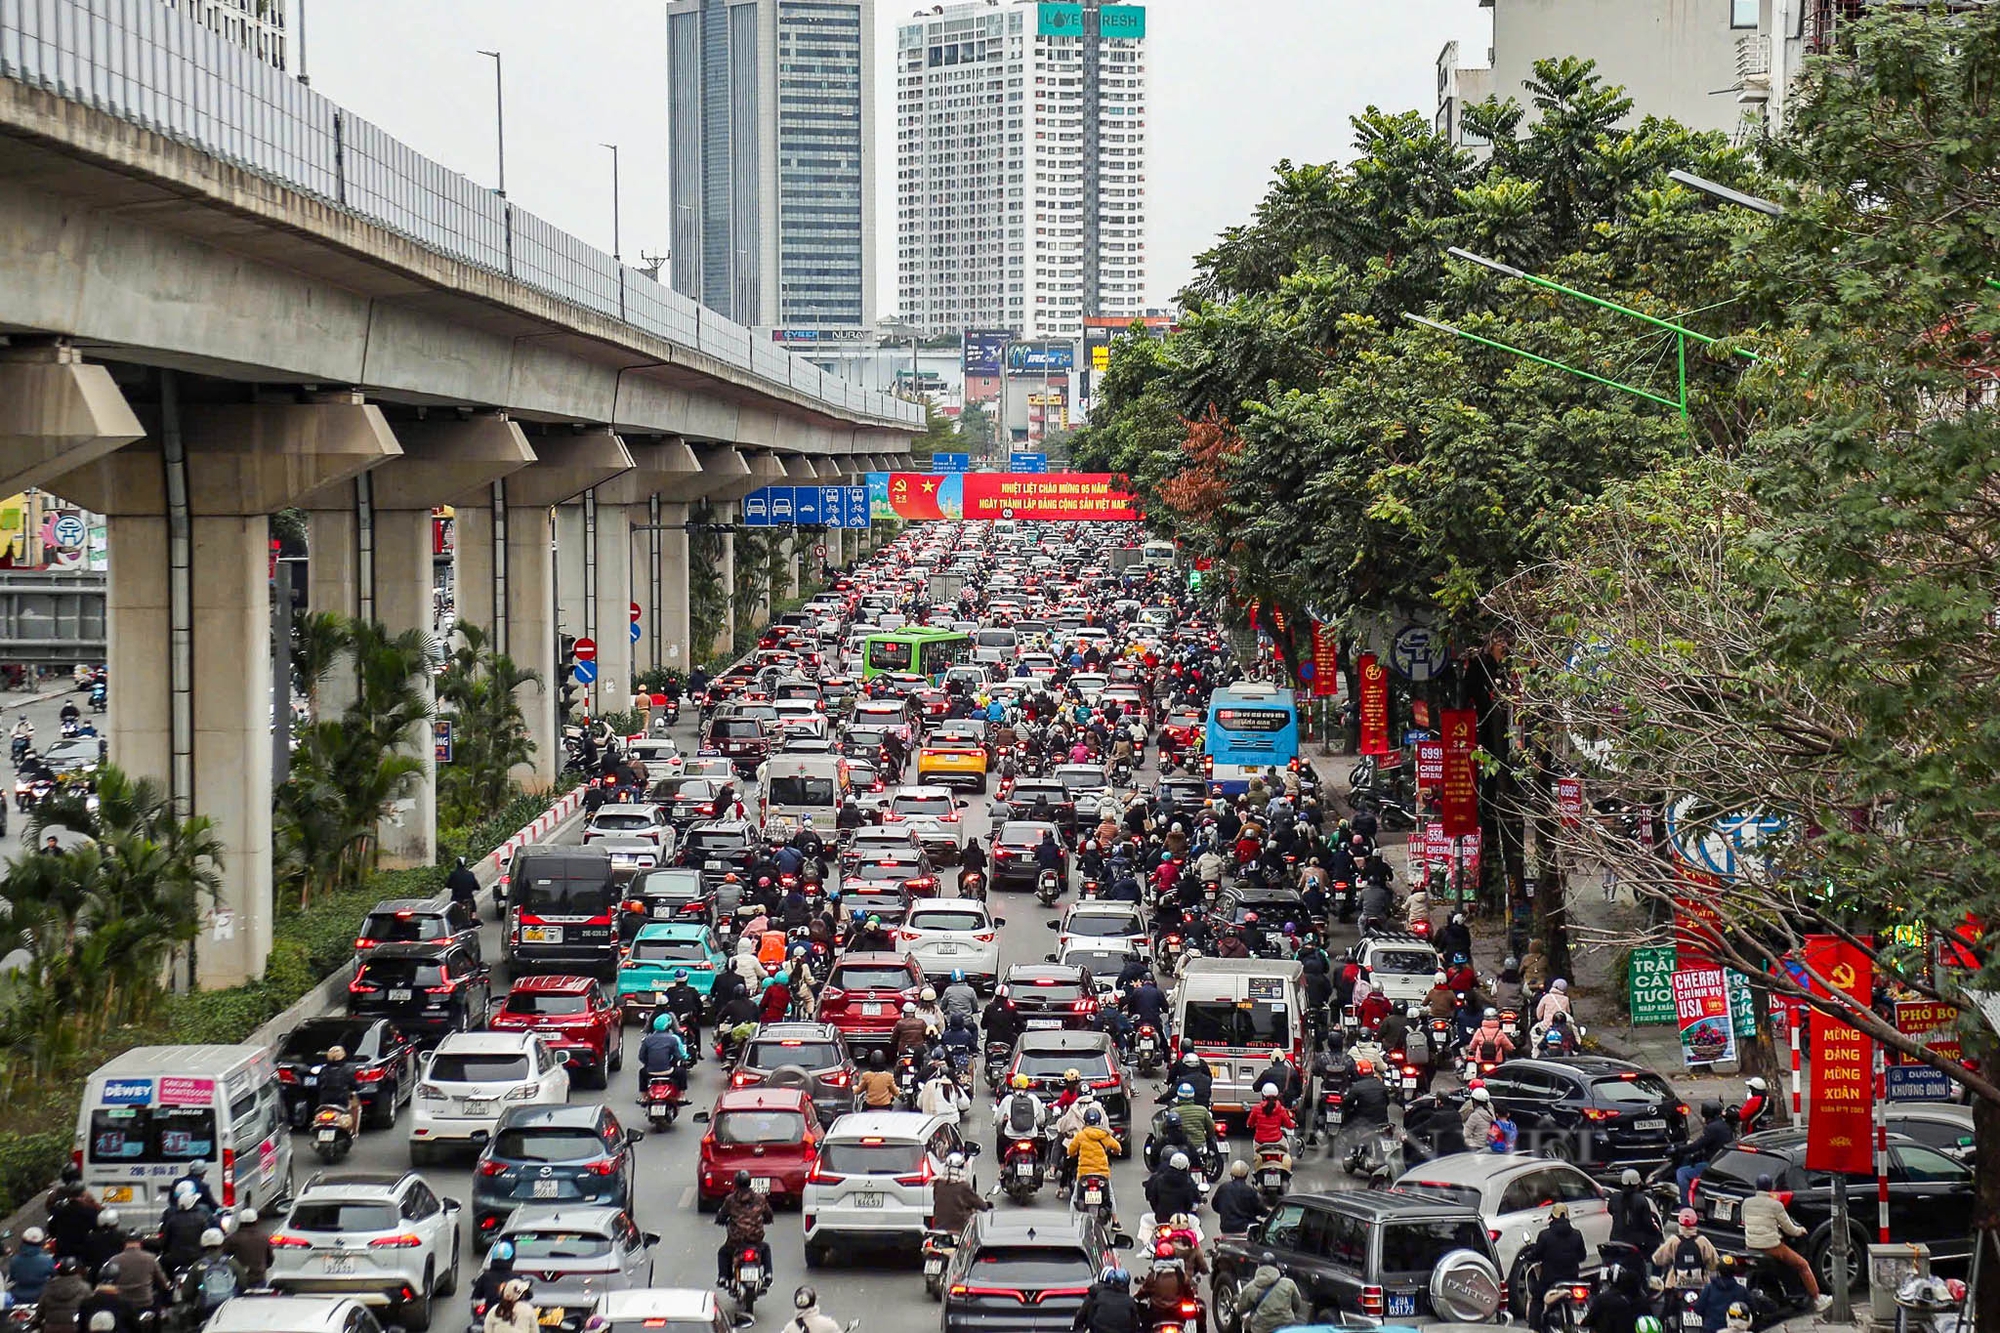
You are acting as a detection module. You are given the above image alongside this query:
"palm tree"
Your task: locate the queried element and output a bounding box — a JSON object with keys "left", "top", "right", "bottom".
{"left": 436, "top": 624, "right": 540, "bottom": 826}
{"left": 290, "top": 611, "right": 353, "bottom": 717}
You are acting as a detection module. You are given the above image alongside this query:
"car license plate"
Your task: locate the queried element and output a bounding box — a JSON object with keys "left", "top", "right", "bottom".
{"left": 533, "top": 1179, "right": 560, "bottom": 1198}
{"left": 1711, "top": 1197, "right": 1735, "bottom": 1221}
{"left": 317, "top": 1129, "right": 337, "bottom": 1143}
{"left": 861, "top": 1002, "right": 884, "bottom": 1016}
{"left": 924, "top": 1257, "right": 943, "bottom": 1275}
{"left": 854, "top": 1192, "right": 884, "bottom": 1208}
{"left": 1386, "top": 1293, "right": 1418, "bottom": 1318}
{"left": 522, "top": 926, "right": 562, "bottom": 944}
{"left": 1027, "top": 1017, "right": 1061, "bottom": 1029}
{"left": 101, "top": 1186, "right": 132, "bottom": 1203}
{"left": 322, "top": 1254, "right": 354, "bottom": 1275}
{"left": 706, "top": 860, "right": 724, "bottom": 870}
{"left": 463, "top": 1098, "right": 496, "bottom": 1115}
{"left": 935, "top": 942, "right": 959, "bottom": 954}
{"left": 1636, "top": 1118, "right": 1665, "bottom": 1132}
{"left": 388, "top": 988, "right": 413, "bottom": 1002}
{"left": 752, "top": 1177, "right": 772, "bottom": 1193}
{"left": 653, "top": 905, "right": 674, "bottom": 918}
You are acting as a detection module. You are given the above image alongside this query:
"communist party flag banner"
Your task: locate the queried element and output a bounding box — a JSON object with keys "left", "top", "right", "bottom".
{"left": 1309, "top": 623, "right": 1339, "bottom": 698}
{"left": 1438, "top": 706, "right": 1479, "bottom": 838}
{"left": 1357, "top": 654, "right": 1391, "bottom": 755}
{"left": 1804, "top": 934, "right": 1875, "bottom": 1175}
{"left": 962, "top": 472, "right": 1139, "bottom": 520}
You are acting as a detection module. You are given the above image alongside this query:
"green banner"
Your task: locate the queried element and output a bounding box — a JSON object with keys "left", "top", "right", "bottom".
{"left": 1102, "top": 4, "right": 1145, "bottom": 37}
{"left": 1726, "top": 968, "right": 1757, "bottom": 1038}
{"left": 1037, "top": 2, "right": 1145, "bottom": 37}
{"left": 1629, "top": 946, "right": 1676, "bottom": 1025}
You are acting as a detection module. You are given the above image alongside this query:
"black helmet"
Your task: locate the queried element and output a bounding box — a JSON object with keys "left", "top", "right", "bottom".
{"left": 1260, "top": 1251, "right": 1278, "bottom": 1267}
{"left": 54, "top": 1256, "right": 81, "bottom": 1276}
{"left": 734, "top": 1169, "right": 753, "bottom": 1189}
{"left": 870, "top": 1049, "right": 887, "bottom": 1069}
{"left": 1701, "top": 1099, "right": 1724, "bottom": 1118}
{"left": 59, "top": 1163, "right": 82, "bottom": 1185}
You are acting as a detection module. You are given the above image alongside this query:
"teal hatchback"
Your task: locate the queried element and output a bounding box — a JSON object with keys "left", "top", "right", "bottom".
{"left": 616, "top": 921, "right": 727, "bottom": 1023}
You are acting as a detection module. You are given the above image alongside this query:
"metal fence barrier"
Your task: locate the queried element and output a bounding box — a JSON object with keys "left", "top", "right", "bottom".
{"left": 0, "top": 0, "right": 918, "bottom": 427}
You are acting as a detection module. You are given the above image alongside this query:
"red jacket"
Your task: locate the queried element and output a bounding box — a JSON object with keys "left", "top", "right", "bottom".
{"left": 1244, "top": 1101, "right": 1295, "bottom": 1144}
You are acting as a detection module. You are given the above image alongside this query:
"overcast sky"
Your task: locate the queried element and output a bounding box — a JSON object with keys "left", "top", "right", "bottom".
{"left": 304, "top": 0, "right": 1492, "bottom": 315}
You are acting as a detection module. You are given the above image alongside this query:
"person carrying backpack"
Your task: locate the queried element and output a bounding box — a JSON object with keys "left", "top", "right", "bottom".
{"left": 178, "top": 1229, "right": 246, "bottom": 1319}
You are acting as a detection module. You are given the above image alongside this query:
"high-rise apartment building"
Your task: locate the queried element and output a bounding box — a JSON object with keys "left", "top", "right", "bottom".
{"left": 161, "top": 0, "right": 289, "bottom": 69}
{"left": 667, "top": 0, "right": 876, "bottom": 334}
{"left": 896, "top": 0, "right": 1148, "bottom": 341}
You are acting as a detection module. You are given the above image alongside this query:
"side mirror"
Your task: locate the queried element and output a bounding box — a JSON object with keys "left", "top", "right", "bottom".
{"left": 991, "top": 917, "right": 1006, "bottom": 927}
{"left": 1111, "top": 1233, "right": 1135, "bottom": 1250}
{"left": 442, "top": 1198, "right": 462, "bottom": 1213}
{"left": 693, "top": 1111, "right": 712, "bottom": 1125}
{"left": 956, "top": 799, "right": 970, "bottom": 810}
{"left": 625, "top": 1128, "right": 645, "bottom": 1146}
{"left": 1045, "top": 921, "right": 1058, "bottom": 930}
{"left": 642, "top": 1232, "right": 661, "bottom": 1247}
{"left": 961, "top": 1141, "right": 981, "bottom": 1157}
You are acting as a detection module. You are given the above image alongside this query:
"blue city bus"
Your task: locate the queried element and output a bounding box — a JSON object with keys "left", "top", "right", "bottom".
{"left": 1203, "top": 683, "right": 1300, "bottom": 796}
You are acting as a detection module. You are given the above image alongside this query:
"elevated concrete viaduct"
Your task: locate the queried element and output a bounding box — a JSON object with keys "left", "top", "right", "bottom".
{"left": 0, "top": 7, "right": 916, "bottom": 985}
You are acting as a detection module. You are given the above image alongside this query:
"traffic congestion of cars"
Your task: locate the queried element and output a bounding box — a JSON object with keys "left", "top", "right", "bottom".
{"left": 17, "top": 520, "right": 1978, "bottom": 1333}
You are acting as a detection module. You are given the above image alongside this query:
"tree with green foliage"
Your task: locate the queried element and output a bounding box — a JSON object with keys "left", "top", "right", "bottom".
{"left": 435, "top": 623, "right": 540, "bottom": 825}
{"left": 957, "top": 402, "right": 996, "bottom": 459}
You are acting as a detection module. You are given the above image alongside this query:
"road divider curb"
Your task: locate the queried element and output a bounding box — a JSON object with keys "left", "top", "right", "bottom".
{"left": 486, "top": 787, "right": 586, "bottom": 873}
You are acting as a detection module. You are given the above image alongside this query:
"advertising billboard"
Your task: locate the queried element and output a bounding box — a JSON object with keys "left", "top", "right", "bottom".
{"left": 1037, "top": 2, "right": 1144, "bottom": 37}
{"left": 963, "top": 330, "right": 1012, "bottom": 376}
{"left": 866, "top": 472, "right": 1139, "bottom": 522}
{"left": 1005, "top": 341, "right": 1076, "bottom": 372}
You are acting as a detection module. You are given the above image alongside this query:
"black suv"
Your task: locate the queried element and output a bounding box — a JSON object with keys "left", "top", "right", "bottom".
{"left": 1006, "top": 1030, "right": 1131, "bottom": 1141}
{"left": 994, "top": 963, "right": 1101, "bottom": 1033}
{"left": 273, "top": 1016, "right": 418, "bottom": 1128}
{"left": 681, "top": 819, "right": 760, "bottom": 892}
{"left": 990, "top": 820, "right": 1067, "bottom": 892}
{"left": 355, "top": 898, "right": 482, "bottom": 964}
{"left": 622, "top": 867, "right": 709, "bottom": 940}
{"left": 1694, "top": 1129, "right": 1975, "bottom": 1287}
{"left": 469, "top": 1103, "right": 644, "bottom": 1244}
{"left": 728, "top": 1021, "right": 859, "bottom": 1125}
{"left": 1476, "top": 1056, "right": 1689, "bottom": 1175}
{"left": 1209, "top": 1191, "right": 1504, "bottom": 1325}
{"left": 346, "top": 940, "right": 491, "bottom": 1039}
{"left": 996, "top": 779, "right": 1075, "bottom": 834}
{"left": 941, "top": 1210, "right": 1121, "bottom": 1333}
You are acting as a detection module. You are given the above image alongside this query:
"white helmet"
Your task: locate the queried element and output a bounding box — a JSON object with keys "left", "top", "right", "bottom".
{"left": 943, "top": 1152, "right": 967, "bottom": 1182}
{"left": 921, "top": 986, "right": 937, "bottom": 1002}
{"left": 1470, "top": 1087, "right": 1492, "bottom": 1103}
{"left": 1259, "top": 1083, "right": 1281, "bottom": 1099}
{"left": 237, "top": 1208, "right": 257, "bottom": 1226}
{"left": 1168, "top": 1151, "right": 1190, "bottom": 1170}
{"left": 1433, "top": 971, "right": 1448, "bottom": 985}
{"left": 902, "top": 1001, "right": 916, "bottom": 1014}
{"left": 199, "top": 1228, "right": 225, "bottom": 1249}
{"left": 20, "top": 1227, "right": 44, "bottom": 1246}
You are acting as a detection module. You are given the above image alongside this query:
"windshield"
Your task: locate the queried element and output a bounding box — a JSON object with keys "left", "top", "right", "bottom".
{"left": 907, "top": 909, "right": 987, "bottom": 933}
{"left": 503, "top": 992, "right": 588, "bottom": 1017}
{"left": 867, "top": 640, "right": 913, "bottom": 670}
{"left": 359, "top": 913, "right": 445, "bottom": 943}
{"left": 507, "top": 1232, "right": 615, "bottom": 1262}
{"left": 1018, "top": 1051, "right": 1112, "bottom": 1079}
{"left": 964, "top": 1245, "right": 1095, "bottom": 1287}
{"left": 831, "top": 964, "right": 914, "bottom": 991}
{"left": 490, "top": 1128, "right": 608, "bottom": 1162}
{"left": 87, "top": 1107, "right": 217, "bottom": 1164}
{"left": 629, "top": 937, "right": 710, "bottom": 962}
{"left": 287, "top": 1203, "right": 397, "bottom": 1233}
{"left": 819, "top": 1142, "right": 922, "bottom": 1175}
{"left": 715, "top": 1110, "right": 807, "bottom": 1145}
{"left": 1181, "top": 1000, "right": 1290, "bottom": 1049}
{"left": 768, "top": 776, "right": 838, "bottom": 806}
{"left": 1374, "top": 949, "right": 1438, "bottom": 975}
{"left": 279, "top": 1021, "right": 372, "bottom": 1060}
{"left": 427, "top": 1053, "right": 530, "bottom": 1084}
{"left": 1065, "top": 912, "right": 1140, "bottom": 938}
{"left": 1012, "top": 979, "right": 1085, "bottom": 1004}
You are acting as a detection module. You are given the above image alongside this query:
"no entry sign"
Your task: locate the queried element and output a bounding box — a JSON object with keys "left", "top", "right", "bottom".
{"left": 574, "top": 637, "right": 598, "bottom": 662}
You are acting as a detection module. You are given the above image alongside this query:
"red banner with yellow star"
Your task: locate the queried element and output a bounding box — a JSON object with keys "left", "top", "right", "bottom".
{"left": 865, "top": 471, "right": 1139, "bottom": 522}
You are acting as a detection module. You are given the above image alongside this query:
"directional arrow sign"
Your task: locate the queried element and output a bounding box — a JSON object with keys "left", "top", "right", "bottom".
{"left": 571, "top": 659, "right": 597, "bottom": 684}
{"left": 574, "top": 637, "right": 598, "bottom": 663}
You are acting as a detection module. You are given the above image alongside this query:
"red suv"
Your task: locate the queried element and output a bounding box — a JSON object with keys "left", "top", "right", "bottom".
{"left": 488, "top": 975, "right": 623, "bottom": 1088}
{"left": 693, "top": 1087, "right": 825, "bottom": 1209}
{"left": 814, "top": 951, "right": 925, "bottom": 1052}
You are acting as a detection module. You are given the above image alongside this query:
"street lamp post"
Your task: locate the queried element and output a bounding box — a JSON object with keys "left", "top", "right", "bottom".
{"left": 602, "top": 143, "right": 622, "bottom": 262}
{"left": 477, "top": 50, "right": 507, "bottom": 197}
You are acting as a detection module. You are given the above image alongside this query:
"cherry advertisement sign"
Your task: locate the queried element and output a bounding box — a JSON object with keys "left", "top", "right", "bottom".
{"left": 1414, "top": 741, "right": 1445, "bottom": 791}
{"left": 1558, "top": 776, "right": 1584, "bottom": 827}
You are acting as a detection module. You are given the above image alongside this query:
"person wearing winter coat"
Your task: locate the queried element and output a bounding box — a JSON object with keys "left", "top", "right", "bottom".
{"left": 482, "top": 1281, "right": 539, "bottom": 1333}
{"left": 1234, "top": 1256, "right": 1308, "bottom": 1333}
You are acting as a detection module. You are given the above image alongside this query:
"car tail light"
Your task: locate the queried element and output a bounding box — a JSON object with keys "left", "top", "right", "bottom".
{"left": 806, "top": 1164, "right": 843, "bottom": 1185}
{"left": 824, "top": 1069, "right": 851, "bottom": 1087}
{"left": 1072, "top": 999, "right": 1096, "bottom": 1013}
{"left": 505, "top": 1084, "right": 540, "bottom": 1100}
{"left": 348, "top": 978, "right": 379, "bottom": 994}
{"left": 1090, "top": 1077, "right": 1118, "bottom": 1090}
{"left": 277, "top": 1068, "right": 298, "bottom": 1084}
{"left": 269, "top": 1235, "right": 311, "bottom": 1249}
{"left": 1581, "top": 1107, "right": 1617, "bottom": 1123}
{"left": 731, "top": 1072, "right": 756, "bottom": 1088}
{"left": 355, "top": 1066, "right": 386, "bottom": 1084}
{"left": 221, "top": 1148, "right": 236, "bottom": 1207}
{"left": 354, "top": 938, "right": 376, "bottom": 950}
{"left": 369, "top": 1234, "right": 424, "bottom": 1249}
{"left": 478, "top": 1161, "right": 509, "bottom": 1177}
{"left": 1360, "top": 1286, "right": 1384, "bottom": 1316}
{"left": 972, "top": 931, "right": 996, "bottom": 943}
{"left": 586, "top": 1158, "right": 621, "bottom": 1176}
{"left": 895, "top": 1158, "right": 936, "bottom": 1186}
{"left": 1774, "top": 1189, "right": 1794, "bottom": 1207}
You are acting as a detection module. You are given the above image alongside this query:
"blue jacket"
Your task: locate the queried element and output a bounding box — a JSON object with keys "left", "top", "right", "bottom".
{"left": 9, "top": 1246, "right": 55, "bottom": 1302}
{"left": 638, "top": 1031, "right": 687, "bottom": 1076}
{"left": 1695, "top": 1276, "right": 1752, "bottom": 1333}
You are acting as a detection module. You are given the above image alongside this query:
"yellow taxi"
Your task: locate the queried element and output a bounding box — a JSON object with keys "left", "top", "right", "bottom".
{"left": 916, "top": 734, "right": 989, "bottom": 792}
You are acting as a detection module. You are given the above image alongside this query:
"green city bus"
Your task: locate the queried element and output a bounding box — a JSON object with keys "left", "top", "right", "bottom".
{"left": 861, "top": 628, "right": 972, "bottom": 682}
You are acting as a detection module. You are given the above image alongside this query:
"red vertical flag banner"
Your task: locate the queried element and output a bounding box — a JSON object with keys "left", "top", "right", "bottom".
{"left": 1310, "top": 624, "right": 1340, "bottom": 697}
{"left": 1438, "top": 707, "right": 1479, "bottom": 838}
{"left": 1558, "top": 777, "right": 1584, "bottom": 827}
{"left": 1357, "top": 654, "right": 1391, "bottom": 755}
{"left": 1804, "top": 934, "right": 1875, "bottom": 1175}
{"left": 1413, "top": 741, "right": 1445, "bottom": 792}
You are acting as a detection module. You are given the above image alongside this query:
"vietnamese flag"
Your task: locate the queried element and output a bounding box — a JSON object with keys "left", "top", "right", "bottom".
{"left": 886, "top": 472, "right": 946, "bottom": 520}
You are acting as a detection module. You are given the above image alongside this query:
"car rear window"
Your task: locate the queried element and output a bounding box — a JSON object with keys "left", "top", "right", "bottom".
{"left": 591, "top": 812, "right": 657, "bottom": 830}
{"left": 288, "top": 1202, "right": 397, "bottom": 1233}
{"left": 1065, "top": 912, "right": 1141, "bottom": 937}
{"left": 502, "top": 992, "right": 588, "bottom": 1017}
{"left": 714, "top": 720, "right": 764, "bottom": 738}
{"left": 965, "top": 1245, "right": 1094, "bottom": 1286}
{"left": 686, "top": 831, "right": 750, "bottom": 855}
{"left": 629, "top": 936, "right": 711, "bottom": 962}
{"left": 1380, "top": 1218, "right": 1490, "bottom": 1273}
{"left": 1373, "top": 948, "right": 1440, "bottom": 975}
{"left": 1018, "top": 1051, "right": 1112, "bottom": 1079}
{"left": 1589, "top": 1074, "right": 1679, "bottom": 1106}
{"left": 279, "top": 1021, "right": 372, "bottom": 1061}
{"left": 746, "top": 1040, "right": 843, "bottom": 1070}
{"left": 1182, "top": 1000, "right": 1288, "bottom": 1049}
{"left": 508, "top": 1232, "right": 614, "bottom": 1261}
{"left": 715, "top": 1111, "right": 807, "bottom": 1146}
{"left": 516, "top": 875, "right": 614, "bottom": 915}
{"left": 1394, "top": 1181, "right": 1484, "bottom": 1209}
{"left": 892, "top": 795, "right": 956, "bottom": 816}
{"left": 360, "top": 912, "right": 445, "bottom": 943}
{"left": 357, "top": 958, "right": 446, "bottom": 988}
{"left": 657, "top": 778, "right": 722, "bottom": 801}
{"left": 87, "top": 1107, "right": 216, "bottom": 1164}
{"left": 491, "top": 1127, "right": 607, "bottom": 1162}
{"left": 1012, "top": 978, "right": 1085, "bottom": 1004}
{"left": 819, "top": 1141, "right": 922, "bottom": 1175}
{"left": 908, "top": 909, "right": 987, "bottom": 933}
{"left": 1064, "top": 950, "right": 1131, "bottom": 974}
{"left": 832, "top": 965, "right": 914, "bottom": 991}
{"left": 428, "top": 1053, "right": 530, "bottom": 1084}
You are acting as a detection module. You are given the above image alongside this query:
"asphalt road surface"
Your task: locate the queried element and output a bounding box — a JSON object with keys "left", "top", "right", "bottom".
{"left": 1, "top": 682, "right": 103, "bottom": 853}
{"left": 301, "top": 711, "right": 1371, "bottom": 1331}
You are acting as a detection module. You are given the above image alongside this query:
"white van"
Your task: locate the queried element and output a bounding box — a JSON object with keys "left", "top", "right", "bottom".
{"left": 757, "top": 754, "right": 852, "bottom": 840}
{"left": 1170, "top": 958, "right": 1308, "bottom": 1120}
{"left": 972, "top": 626, "right": 1019, "bottom": 666}
{"left": 1141, "top": 540, "right": 1177, "bottom": 570}
{"left": 77, "top": 1044, "right": 294, "bottom": 1213}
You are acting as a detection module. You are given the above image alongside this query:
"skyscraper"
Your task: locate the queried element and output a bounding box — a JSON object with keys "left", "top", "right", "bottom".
{"left": 895, "top": 0, "right": 1148, "bottom": 341}
{"left": 668, "top": 0, "right": 876, "bottom": 334}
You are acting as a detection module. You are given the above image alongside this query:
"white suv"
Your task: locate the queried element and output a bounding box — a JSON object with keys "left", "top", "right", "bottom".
{"left": 267, "top": 1171, "right": 461, "bottom": 1328}
{"left": 1358, "top": 932, "right": 1443, "bottom": 1006}
{"left": 1392, "top": 1152, "right": 1613, "bottom": 1308}
{"left": 801, "top": 1111, "right": 970, "bottom": 1267}
{"left": 410, "top": 1032, "right": 569, "bottom": 1164}
{"left": 898, "top": 899, "right": 1004, "bottom": 989}
{"left": 884, "top": 785, "right": 966, "bottom": 862}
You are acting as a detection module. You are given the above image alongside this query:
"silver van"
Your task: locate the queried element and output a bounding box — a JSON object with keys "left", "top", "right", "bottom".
{"left": 77, "top": 1044, "right": 294, "bottom": 1213}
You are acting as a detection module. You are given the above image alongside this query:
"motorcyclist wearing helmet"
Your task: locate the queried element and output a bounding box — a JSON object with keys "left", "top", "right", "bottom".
{"left": 638, "top": 1012, "right": 690, "bottom": 1090}
{"left": 47, "top": 1180, "right": 100, "bottom": 1262}
{"left": 1065, "top": 1106, "right": 1123, "bottom": 1222}
{"left": 1738, "top": 1077, "right": 1773, "bottom": 1132}
{"left": 9, "top": 1227, "right": 55, "bottom": 1302}
{"left": 931, "top": 1152, "right": 993, "bottom": 1235}
{"left": 1459, "top": 1085, "right": 1496, "bottom": 1148}
{"left": 1210, "top": 1160, "right": 1266, "bottom": 1238}
{"left": 993, "top": 1073, "right": 1048, "bottom": 1157}
{"left": 857, "top": 1048, "right": 898, "bottom": 1109}
{"left": 1608, "top": 1168, "right": 1664, "bottom": 1258}
{"left": 1652, "top": 1209, "right": 1720, "bottom": 1290}
{"left": 1136, "top": 1242, "right": 1205, "bottom": 1333}
{"left": 80, "top": 1210, "right": 125, "bottom": 1282}
{"left": 1342, "top": 1061, "right": 1390, "bottom": 1129}
{"left": 1671, "top": 1101, "right": 1736, "bottom": 1206}
{"left": 892, "top": 1000, "right": 930, "bottom": 1056}
{"left": 105, "top": 1229, "right": 169, "bottom": 1316}
{"left": 1052, "top": 1067, "right": 1088, "bottom": 1115}
{"left": 1694, "top": 1255, "right": 1755, "bottom": 1333}
{"left": 158, "top": 1189, "right": 212, "bottom": 1270}
{"left": 1580, "top": 1262, "right": 1645, "bottom": 1333}
{"left": 1143, "top": 1151, "right": 1201, "bottom": 1222}
{"left": 1244, "top": 1083, "right": 1297, "bottom": 1145}
{"left": 1742, "top": 1173, "right": 1826, "bottom": 1308}
{"left": 941, "top": 970, "right": 980, "bottom": 1027}
{"left": 313, "top": 1044, "right": 362, "bottom": 1135}
{"left": 1251, "top": 1053, "right": 1301, "bottom": 1110}
{"left": 1075, "top": 1265, "right": 1140, "bottom": 1333}
{"left": 223, "top": 1207, "right": 271, "bottom": 1288}
{"left": 168, "top": 1162, "right": 220, "bottom": 1217}
{"left": 662, "top": 970, "right": 706, "bottom": 1058}
{"left": 1523, "top": 1202, "right": 1587, "bottom": 1327}
{"left": 1465, "top": 1007, "right": 1516, "bottom": 1063}
{"left": 848, "top": 913, "right": 894, "bottom": 954}
{"left": 1162, "top": 1081, "right": 1219, "bottom": 1167}
{"left": 1424, "top": 970, "right": 1458, "bottom": 1021}
{"left": 470, "top": 1241, "right": 518, "bottom": 1306}
{"left": 780, "top": 1285, "right": 841, "bottom": 1333}
{"left": 714, "top": 1170, "right": 775, "bottom": 1289}
{"left": 39, "top": 1255, "right": 92, "bottom": 1333}
{"left": 940, "top": 1010, "right": 978, "bottom": 1074}
{"left": 179, "top": 1227, "right": 245, "bottom": 1317}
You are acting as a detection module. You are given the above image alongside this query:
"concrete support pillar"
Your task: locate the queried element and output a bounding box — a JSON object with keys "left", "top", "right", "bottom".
{"left": 655, "top": 502, "right": 692, "bottom": 672}
{"left": 554, "top": 499, "right": 588, "bottom": 653}
{"left": 371, "top": 508, "right": 438, "bottom": 867}
{"left": 715, "top": 502, "right": 738, "bottom": 659}
{"left": 594, "top": 500, "right": 634, "bottom": 714}
{"left": 506, "top": 501, "right": 558, "bottom": 792}
{"left": 454, "top": 502, "right": 496, "bottom": 635}
{"left": 104, "top": 513, "right": 170, "bottom": 805}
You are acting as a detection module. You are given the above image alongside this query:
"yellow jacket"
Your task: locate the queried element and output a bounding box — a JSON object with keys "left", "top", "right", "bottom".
{"left": 1067, "top": 1125, "right": 1121, "bottom": 1179}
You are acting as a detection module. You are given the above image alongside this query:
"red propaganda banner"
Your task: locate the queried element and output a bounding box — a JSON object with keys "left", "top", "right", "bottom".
{"left": 960, "top": 471, "right": 1140, "bottom": 521}
{"left": 1672, "top": 862, "right": 1726, "bottom": 969}
{"left": 1310, "top": 624, "right": 1339, "bottom": 698}
{"left": 1438, "top": 707, "right": 1479, "bottom": 838}
{"left": 1558, "top": 777, "right": 1584, "bottom": 828}
{"left": 1804, "top": 934, "right": 1875, "bottom": 1175}
{"left": 1357, "top": 654, "right": 1391, "bottom": 755}
{"left": 1413, "top": 741, "right": 1445, "bottom": 792}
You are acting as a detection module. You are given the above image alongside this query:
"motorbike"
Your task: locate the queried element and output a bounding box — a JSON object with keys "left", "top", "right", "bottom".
{"left": 1663, "top": 1285, "right": 1706, "bottom": 1333}
{"left": 1156, "top": 932, "right": 1186, "bottom": 976}
{"left": 921, "top": 1230, "right": 957, "bottom": 1299}
{"left": 1001, "top": 1137, "right": 1045, "bottom": 1203}
{"left": 9, "top": 734, "right": 28, "bottom": 763}
{"left": 1252, "top": 1142, "right": 1292, "bottom": 1204}
{"left": 1036, "top": 868, "right": 1062, "bottom": 906}
{"left": 89, "top": 682, "right": 106, "bottom": 713}
{"left": 726, "top": 1244, "right": 769, "bottom": 1315}
{"left": 1132, "top": 1024, "right": 1163, "bottom": 1077}
{"left": 958, "top": 868, "right": 987, "bottom": 901}
{"left": 894, "top": 1053, "right": 920, "bottom": 1108}
{"left": 1539, "top": 1279, "right": 1594, "bottom": 1333}
{"left": 644, "top": 1074, "right": 685, "bottom": 1129}
{"left": 14, "top": 776, "right": 51, "bottom": 813}
{"left": 1307, "top": 1086, "right": 1345, "bottom": 1146}
{"left": 1072, "top": 1172, "right": 1114, "bottom": 1226}
{"left": 1147, "top": 1298, "right": 1203, "bottom": 1333}
{"left": 1078, "top": 876, "right": 1104, "bottom": 902}
{"left": 983, "top": 1040, "right": 1013, "bottom": 1091}
{"left": 309, "top": 1103, "right": 355, "bottom": 1163}
{"left": 6, "top": 1304, "right": 41, "bottom": 1333}
{"left": 1343, "top": 1120, "right": 1409, "bottom": 1187}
